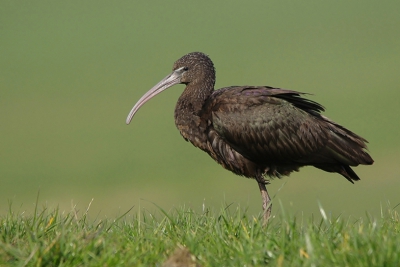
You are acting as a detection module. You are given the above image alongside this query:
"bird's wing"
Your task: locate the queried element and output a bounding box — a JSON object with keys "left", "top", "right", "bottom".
{"left": 204, "top": 86, "right": 331, "bottom": 164}
{"left": 206, "top": 86, "right": 326, "bottom": 163}
{"left": 202, "top": 86, "right": 372, "bottom": 181}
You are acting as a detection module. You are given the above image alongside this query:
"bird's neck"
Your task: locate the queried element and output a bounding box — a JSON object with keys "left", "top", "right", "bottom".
{"left": 174, "top": 83, "right": 214, "bottom": 146}
{"left": 179, "top": 83, "right": 213, "bottom": 112}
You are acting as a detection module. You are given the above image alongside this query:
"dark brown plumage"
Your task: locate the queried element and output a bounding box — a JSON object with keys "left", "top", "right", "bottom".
{"left": 126, "top": 52, "right": 373, "bottom": 224}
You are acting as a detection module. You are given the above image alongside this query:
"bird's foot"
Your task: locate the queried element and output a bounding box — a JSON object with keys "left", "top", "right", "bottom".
{"left": 256, "top": 176, "right": 270, "bottom": 185}
{"left": 262, "top": 179, "right": 271, "bottom": 185}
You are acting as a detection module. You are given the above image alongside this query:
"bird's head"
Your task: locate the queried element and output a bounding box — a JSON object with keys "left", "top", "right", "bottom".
{"left": 126, "top": 52, "right": 215, "bottom": 124}
{"left": 172, "top": 52, "right": 215, "bottom": 86}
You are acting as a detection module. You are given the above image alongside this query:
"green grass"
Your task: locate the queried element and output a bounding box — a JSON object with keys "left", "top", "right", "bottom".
{"left": 1, "top": 200, "right": 399, "bottom": 267}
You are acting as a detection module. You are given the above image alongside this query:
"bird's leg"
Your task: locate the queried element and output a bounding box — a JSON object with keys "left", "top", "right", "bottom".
{"left": 256, "top": 176, "right": 272, "bottom": 226}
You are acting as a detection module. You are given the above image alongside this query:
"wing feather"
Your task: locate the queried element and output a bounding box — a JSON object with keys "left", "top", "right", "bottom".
{"left": 206, "top": 86, "right": 326, "bottom": 164}
{"left": 204, "top": 86, "right": 372, "bottom": 167}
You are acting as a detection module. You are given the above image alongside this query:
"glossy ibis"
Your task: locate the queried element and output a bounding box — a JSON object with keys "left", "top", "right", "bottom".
{"left": 126, "top": 52, "right": 373, "bottom": 224}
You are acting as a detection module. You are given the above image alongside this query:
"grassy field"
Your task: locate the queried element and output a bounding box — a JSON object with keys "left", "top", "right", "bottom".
{"left": 1, "top": 200, "right": 399, "bottom": 266}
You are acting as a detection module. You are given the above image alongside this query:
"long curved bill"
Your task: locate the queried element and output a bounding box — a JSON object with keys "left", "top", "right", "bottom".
{"left": 126, "top": 69, "right": 184, "bottom": 124}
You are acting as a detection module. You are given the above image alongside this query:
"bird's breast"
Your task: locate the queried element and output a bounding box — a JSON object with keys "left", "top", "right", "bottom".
{"left": 174, "top": 102, "right": 209, "bottom": 150}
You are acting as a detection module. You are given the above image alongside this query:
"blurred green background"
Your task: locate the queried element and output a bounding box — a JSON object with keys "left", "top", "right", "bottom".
{"left": 1, "top": 1, "right": 399, "bottom": 219}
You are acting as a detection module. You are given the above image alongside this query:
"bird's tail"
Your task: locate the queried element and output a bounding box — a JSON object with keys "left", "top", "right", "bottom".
{"left": 313, "top": 115, "right": 374, "bottom": 183}
{"left": 313, "top": 163, "right": 360, "bottom": 183}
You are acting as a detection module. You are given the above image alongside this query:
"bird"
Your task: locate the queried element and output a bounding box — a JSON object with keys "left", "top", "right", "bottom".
{"left": 126, "top": 52, "right": 373, "bottom": 224}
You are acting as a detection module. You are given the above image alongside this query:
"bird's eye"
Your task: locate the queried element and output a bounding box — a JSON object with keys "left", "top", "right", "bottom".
{"left": 183, "top": 67, "right": 189, "bottom": 71}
